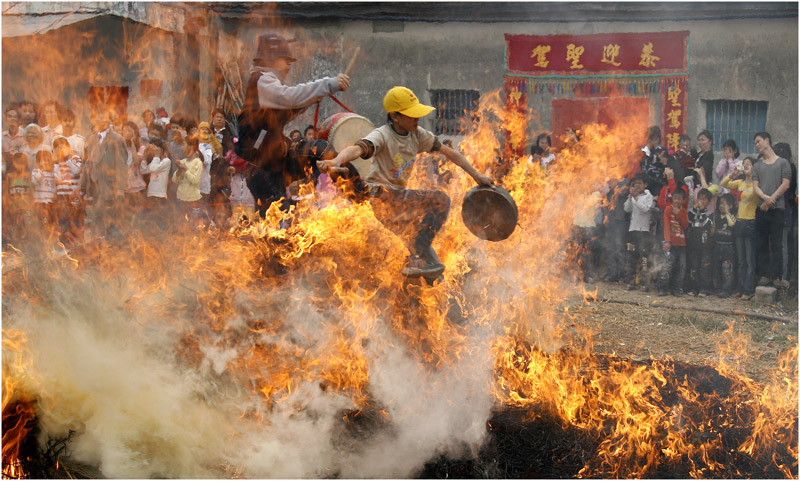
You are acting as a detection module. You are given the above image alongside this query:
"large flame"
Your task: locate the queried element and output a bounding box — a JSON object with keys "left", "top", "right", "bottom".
{"left": 1, "top": 86, "right": 796, "bottom": 478}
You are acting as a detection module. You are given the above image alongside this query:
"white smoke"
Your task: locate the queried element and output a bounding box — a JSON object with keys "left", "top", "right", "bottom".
{"left": 2, "top": 232, "right": 506, "bottom": 479}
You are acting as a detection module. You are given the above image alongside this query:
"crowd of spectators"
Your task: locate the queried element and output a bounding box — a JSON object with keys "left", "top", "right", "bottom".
{"left": 2, "top": 100, "right": 797, "bottom": 301}
{"left": 538, "top": 125, "right": 797, "bottom": 299}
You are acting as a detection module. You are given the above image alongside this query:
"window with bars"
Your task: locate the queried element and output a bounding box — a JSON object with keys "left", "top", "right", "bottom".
{"left": 430, "top": 89, "right": 480, "bottom": 136}
{"left": 704, "top": 100, "right": 768, "bottom": 154}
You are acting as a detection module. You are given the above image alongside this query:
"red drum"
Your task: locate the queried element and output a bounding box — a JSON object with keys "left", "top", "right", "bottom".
{"left": 317, "top": 112, "right": 375, "bottom": 154}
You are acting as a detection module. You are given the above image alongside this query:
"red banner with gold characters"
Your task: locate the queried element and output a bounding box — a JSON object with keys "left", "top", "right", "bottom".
{"left": 505, "top": 31, "right": 688, "bottom": 76}
{"left": 503, "top": 79, "right": 529, "bottom": 162}
{"left": 661, "top": 77, "right": 689, "bottom": 152}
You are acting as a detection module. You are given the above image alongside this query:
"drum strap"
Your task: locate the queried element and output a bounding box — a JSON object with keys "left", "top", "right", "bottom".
{"left": 313, "top": 95, "right": 356, "bottom": 135}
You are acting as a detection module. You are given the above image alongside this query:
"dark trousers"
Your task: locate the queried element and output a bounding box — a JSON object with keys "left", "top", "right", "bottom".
{"left": 783, "top": 207, "right": 798, "bottom": 283}
{"left": 604, "top": 218, "right": 628, "bottom": 281}
{"left": 755, "top": 207, "right": 785, "bottom": 280}
{"left": 247, "top": 168, "right": 293, "bottom": 219}
{"left": 735, "top": 219, "right": 757, "bottom": 295}
{"left": 624, "top": 230, "right": 652, "bottom": 285}
{"left": 657, "top": 245, "right": 686, "bottom": 293}
{"left": 687, "top": 242, "right": 712, "bottom": 294}
{"left": 368, "top": 186, "right": 450, "bottom": 256}
{"left": 712, "top": 242, "right": 736, "bottom": 295}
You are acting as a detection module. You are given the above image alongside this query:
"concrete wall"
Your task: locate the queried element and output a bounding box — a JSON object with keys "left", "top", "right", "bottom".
{"left": 218, "top": 14, "right": 797, "bottom": 161}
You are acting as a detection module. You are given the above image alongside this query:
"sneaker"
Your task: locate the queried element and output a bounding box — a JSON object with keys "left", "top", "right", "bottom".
{"left": 687, "top": 291, "right": 697, "bottom": 297}
{"left": 697, "top": 292, "right": 707, "bottom": 298}
{"left": 757, "top": 276, "right": 772, "bottom": 287}
{"left": 773, "top": 279, "right": 790, "bottom": 289}
{"left": 626, "top": 284, "right": 636, "bottom": 291}
{"left": 732, "top": 293, "right": 742, "bottom": 299}
{"left": 401, "top": 255, "right": 445, "bottom": 278}
{"left": 672, "top": 290, "right": 684, "bottom": 297}
{"left": 740, "top": 294, "right": 753, "bottom": 300}
{"left": 658, "top": 289, "right": 668, "bottom": 296}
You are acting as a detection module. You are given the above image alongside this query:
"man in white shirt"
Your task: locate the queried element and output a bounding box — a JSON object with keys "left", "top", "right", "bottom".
{"left": 2, "top": 105, "right": 25, "bottom": 155}
{"left": 238, "top": 33, "right": 350, "bottom": 218}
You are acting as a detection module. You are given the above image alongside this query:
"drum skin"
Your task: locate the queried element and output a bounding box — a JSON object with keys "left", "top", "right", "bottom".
{"left": 318, "top": 113, "right": 374, "bottom": 153}
{"left": 461, "top": 185, "right": 518, "bottom": 241}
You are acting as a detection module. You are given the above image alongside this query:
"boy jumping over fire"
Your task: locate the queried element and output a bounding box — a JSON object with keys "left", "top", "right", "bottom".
{"left": 317, "top": 86, "right": 493, "bottom": 278}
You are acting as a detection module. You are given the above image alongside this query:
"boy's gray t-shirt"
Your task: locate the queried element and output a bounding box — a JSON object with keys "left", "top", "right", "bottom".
{"left": 752, "top": 157, "right": 792, "bottom": 210}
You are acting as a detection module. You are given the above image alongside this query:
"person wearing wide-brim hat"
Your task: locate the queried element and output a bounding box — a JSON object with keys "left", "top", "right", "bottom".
{"left": 238, "top": 33, "right": 350, "bottom": 219}
{"left": 317, "top": 86, "right": 494, "bottom": 279}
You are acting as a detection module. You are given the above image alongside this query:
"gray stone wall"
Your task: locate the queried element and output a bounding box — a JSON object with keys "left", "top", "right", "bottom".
{"left": 220, "top": 14, "right": 797, "bottom": 161}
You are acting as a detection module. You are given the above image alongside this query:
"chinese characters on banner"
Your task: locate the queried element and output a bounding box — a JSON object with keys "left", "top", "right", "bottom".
{"left": 505, "top": 31, "right": 688, "bottom": 76}
{"left": 662, "top": 78, "right": 688, "bottom": 152}
{"left": 504, "top": 31, "right": 689, "bottom": 148}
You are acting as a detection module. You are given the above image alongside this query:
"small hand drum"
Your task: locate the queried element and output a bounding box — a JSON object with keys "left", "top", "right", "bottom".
{"left": 461, "top": 185, "right": 518, "bottom": 241}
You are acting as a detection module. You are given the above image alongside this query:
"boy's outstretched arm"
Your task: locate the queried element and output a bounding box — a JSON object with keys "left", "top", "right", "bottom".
{"left": 438, "top": 144, "right": 493, "bottom": 186}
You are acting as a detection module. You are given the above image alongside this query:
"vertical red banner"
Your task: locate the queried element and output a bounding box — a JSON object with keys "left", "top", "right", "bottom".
{"left": 503, "top": 78, "right": 528, "bottom": 162}
{"left": 661, "top": 77, "right": 688, "bottom": 152}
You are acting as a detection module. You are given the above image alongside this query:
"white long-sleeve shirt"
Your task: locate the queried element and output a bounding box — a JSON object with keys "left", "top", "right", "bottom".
{"left": 624, "top": 189, "right": 653, "bottom": 232}
{"left": 198, "top": 143, "right": 214, "bottom": 195}
{"left": 254, "top": 67, "right": 341, "bottom": 110}
{"left": 140, "top": 156, "right": 171, "bottom": 199}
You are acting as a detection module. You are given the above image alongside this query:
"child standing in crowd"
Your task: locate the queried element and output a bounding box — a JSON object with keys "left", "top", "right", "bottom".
{"left": 686, "top": 189, "right": 715, "bottom": 297}
{"left": 658, "top": 188, "right": 688, "bottom": 296}
{"left": 624, "top": 173, "right": 654, "bottom": 290}
{"left": 602, "top": 178, "right": 630, "bottom": 283}
{"left": 656, "top": 167, "right": 689, "bottom": 212}
{"left": 199, "top": 120, "right": 230, "bottom": 227}
{"left": 197, "top": 121, "right": 221, "bottom": 202}
{"left": 172, "top": 135, "right": 203, "bottom": 220}
{"left": 139, "top": 138, "right": 171, "bottom": 213}
{"left": 721, "top": 157, "right": 757, "bottom": 299}
{"left": 31, "top": 150, "right": 57, "bottom": 229}
{"left": 711, "top": 193, "right": 737, "bottom": 298}
{"left": 692, "top": 165, "right": 719, "bottom": 213}
{"left": 52, "top": 136, "right": 82, "bottom": 244}
{"left": 4, "top": 152, "right": 34, "bottom": 245}
{"left": 715, "top": 139, "right": 741, "bottom": 189}
{"left": 122, "top": 121, "right": 147, "bottom": 211}
{"left": 226, "top": 150, "right": 256, "bottom": 225}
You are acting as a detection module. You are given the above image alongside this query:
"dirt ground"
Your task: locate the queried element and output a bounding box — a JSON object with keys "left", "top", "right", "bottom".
{"left": 566, "top": 281, "right": 798, "bottom": 384}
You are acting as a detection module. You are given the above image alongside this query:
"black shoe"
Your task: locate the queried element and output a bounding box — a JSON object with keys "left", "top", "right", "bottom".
{"left": 419, "top": 244, "right": 442, "bottom": 266}
{"left": 672, "top": 290, "right": 684, "bottom": 297}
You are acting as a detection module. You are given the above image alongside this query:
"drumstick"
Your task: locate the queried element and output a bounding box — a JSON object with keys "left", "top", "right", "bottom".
{"left": 344, "top": 47, "right": 360, "bottom": 76}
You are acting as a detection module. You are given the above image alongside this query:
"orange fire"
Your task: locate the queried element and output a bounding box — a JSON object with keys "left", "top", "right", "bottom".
{"left": 2, "top": 331, "right": 37, "bottom": 479}
{"left": 1, "top": 85, "right": 796, "bottom": 478}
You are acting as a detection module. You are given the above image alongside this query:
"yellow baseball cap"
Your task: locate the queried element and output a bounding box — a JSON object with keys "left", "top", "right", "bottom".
{"left": 383, "top": 86, "right": 435, "bottom": 118}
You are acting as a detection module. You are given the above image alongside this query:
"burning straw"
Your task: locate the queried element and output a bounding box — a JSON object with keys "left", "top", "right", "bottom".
{"left": 2, "top": 89, "right": 797, "bottom": 478}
